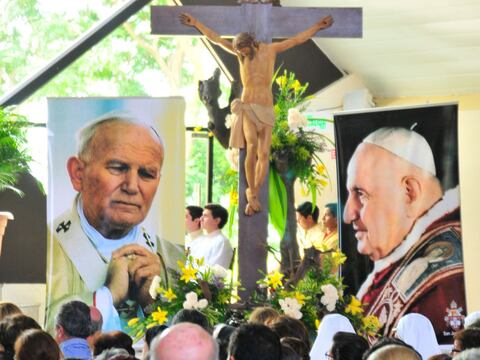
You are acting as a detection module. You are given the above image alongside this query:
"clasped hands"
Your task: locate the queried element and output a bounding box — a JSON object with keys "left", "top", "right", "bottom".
{"left": 105, "top": 244, "right": 161, "bottom": 308}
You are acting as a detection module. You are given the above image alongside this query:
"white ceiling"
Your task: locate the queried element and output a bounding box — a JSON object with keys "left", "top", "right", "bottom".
{"left": 282, "top": 0, "right": 480, "bottom": 98}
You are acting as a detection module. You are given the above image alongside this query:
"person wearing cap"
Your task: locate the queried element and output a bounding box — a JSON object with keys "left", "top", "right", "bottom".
{"left": 344, "top": 127, "right": 464, "bottom": 344}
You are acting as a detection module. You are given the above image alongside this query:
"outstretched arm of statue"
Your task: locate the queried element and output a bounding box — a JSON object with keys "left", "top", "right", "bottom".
{"left": 272, "top": 15, "right": 334, "bottom": 53}
{"left": 179, "top": 13, "right": 235, "bottom": 54}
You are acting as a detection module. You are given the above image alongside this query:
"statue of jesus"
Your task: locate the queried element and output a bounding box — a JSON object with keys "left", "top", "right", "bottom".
{"left": 180, "top": 13, "right": 333, "bottom": 215}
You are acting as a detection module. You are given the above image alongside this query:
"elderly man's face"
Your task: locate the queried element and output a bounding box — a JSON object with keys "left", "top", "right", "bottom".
{"left": 73, "top": 123, "right": 163, "bottom": 238}
{"left": 343, "top": 143, "right": 413, "bottom": 261}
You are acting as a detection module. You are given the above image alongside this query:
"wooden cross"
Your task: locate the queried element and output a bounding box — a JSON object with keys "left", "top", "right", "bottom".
{"left": 151, "top": 3, "right": 362, "bottom": 299}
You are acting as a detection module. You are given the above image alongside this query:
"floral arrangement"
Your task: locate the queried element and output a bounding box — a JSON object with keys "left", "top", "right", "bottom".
{"left": 254, "top": 250, "right": 381, "bottom": 338}
{"left": 269, "top": 70, "right": 333, "bottom": 242}
{"left": 128, "top": 256, "right": 240, "bottom": 341}
{"left": 271, "top": 70, "right": 332, "bottom": 199}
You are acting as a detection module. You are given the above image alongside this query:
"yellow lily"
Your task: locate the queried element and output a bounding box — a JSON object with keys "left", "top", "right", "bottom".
{"left": 267, "top": 271, "right": 284, "bottom": 290}
{"left": 152, "top": 306, "right": 168, "bottom": 325}
{"left": 294, "top": 291, "right": 306, "bottom": 305}
{"left": 127, "top": 317, "right": 139, "bottom": 327}
{"left": 345, "top": 297, "right": 364, "bottom": 316}
{"left": 163, "top": 288, "right": 177, "bottom": 302}
{"left": 180, "top": 264, "right": 198, "bottom": 283}
{"left": 332, "top": 250, "right": 347, "bottom": 267}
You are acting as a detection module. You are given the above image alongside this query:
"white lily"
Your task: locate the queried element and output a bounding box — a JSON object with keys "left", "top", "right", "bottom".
{"left": 183, "top": 291, "right": 208, "bottom": 310}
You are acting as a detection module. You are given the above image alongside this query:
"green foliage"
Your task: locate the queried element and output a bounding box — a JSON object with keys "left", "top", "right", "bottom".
{"left": 271, "top": 70, "right": 331, "bottom": 201}
{"left": 269, "top": 168, "right": 287, "bottom": 239}
{"left": 128, "top": 256, "right": 240, "bottom": 342}
{"left": 255, "top": 251, "right": 382, "bottom": 338}
{"left": 0, "top": 108, "right": 33, "bottom": 195}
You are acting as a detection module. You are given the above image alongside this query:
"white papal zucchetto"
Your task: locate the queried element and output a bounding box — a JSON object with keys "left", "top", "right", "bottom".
{"left": 363, "top": 127, "right": 436, "bottom": 176}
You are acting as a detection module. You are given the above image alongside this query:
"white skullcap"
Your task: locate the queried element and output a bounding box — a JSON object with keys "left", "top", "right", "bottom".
{"left": 363, "top": 127, "right": 436, "bottom": 176}
{"left": 465, "top": 311, "right": 480, "bottom": 328}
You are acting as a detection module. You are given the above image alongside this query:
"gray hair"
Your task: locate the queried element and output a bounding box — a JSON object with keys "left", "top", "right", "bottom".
{"left": 454, "top": 348, "right": 480, "bottom": 360}
{"left": 76, "top": 113, "right": 164, "bottom": 160}
{"left": 55, "top": 300, "right": 92, "bottom": 339}
{"left": 94, "top": 347, "right": 130, "bottom": 360}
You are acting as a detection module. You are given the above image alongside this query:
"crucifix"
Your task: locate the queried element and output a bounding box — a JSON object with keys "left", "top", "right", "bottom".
{"left": 151, "top": 2, "right": 362, "bottom": 298}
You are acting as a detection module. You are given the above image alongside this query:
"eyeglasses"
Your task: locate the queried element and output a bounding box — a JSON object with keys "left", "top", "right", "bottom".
{"left": 325, "top": 352, "right": 335, "bottom": 359}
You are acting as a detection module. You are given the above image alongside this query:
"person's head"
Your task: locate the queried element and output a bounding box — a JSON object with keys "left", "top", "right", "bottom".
{"left": 296, "top": 202, "right": 319, "bottom": 231}
{"left": 328, "top": 332, "right": 369, "bottom": 360}
{"left": 186, "top": 205, "right": 203, "bottom": 233}
{"left": 322, "top": 203, "right": 338, "bottom": 233}
{"left": 95, "top": 348, "right": 131, "bottom": 360}
{"left": 93, "top": 331, "right": 135, "bottom": 356}
{"left": 452, "top": 328, "right": 480, "bottom": 356}
{"left": 269, "top": 315, "right": 310, "bottom": 350}
{"left": 232, "top": 32, "right": 259, "bottom": 61}
{"left": 428, "top": 354, "right": 452, "bottom": 360}
{"left": 14, "top": 329, "right": 61, "bottom": 360}
{"left": 280, "top": 337, "right": 309, "bottom": 360}
{"left": 0, "top": 302, "right": 22, "bottom": 321}
{"left": 150, "top": 323, "right": 218, "bottom": 360}
{"left": 171, "top": 309, "right": 211, "bottom": 332}
{"left": 343, "top": 127, "right": 443, "bottom": 261}
{"left": 213, "top": 324, "right": 236, "bottom": 360}
{"left": 464, "top": 311, "right": 480, "bottom": 329}
{"left": 362, "top": 337, "right": 420, "bottom": 360}
{"left": 248, "top": 307, "right": 280, "bottom": 326}
{"left": 366, "top": 344, "right": 421, "bottom": 360}
{"left": 228, "top": 323, "right": 282, "bottom": 360}
{"left": 202, "top": 204, "right": 228, "bottom": 233}
{"left": 142, "top": 325, "right": 168, "bottom": 360}
{"left": 311, "top": 314, "right": 355, "bottom": 360}
{"left": 0, "top": 314, "right": 41, "bottom": 355}
{"left": 89, "top": 306, "right": 103, "bottom": 334}
{"left": 453, "top": 348, "right": 480, "bottom": 360}
{"left": 55, "top": 300, "right": 92, "bottom": 342}
{"left": 395, "top": 313, "right": 440, "bottom": 360}
{"left": 67, "top": 115, "right": 164, "bottom": 239}
{"left": 281, "top": 343, "right": 301, "bottom": 360}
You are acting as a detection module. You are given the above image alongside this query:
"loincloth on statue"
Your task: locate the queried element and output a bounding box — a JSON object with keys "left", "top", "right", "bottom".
{"left": 229, "top": 99, "right": 275, "bottom": 149}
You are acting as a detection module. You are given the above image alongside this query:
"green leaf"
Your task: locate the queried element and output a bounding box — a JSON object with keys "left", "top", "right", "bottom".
{"left": 268, "top": 166, "right": 287, "bottom": 239}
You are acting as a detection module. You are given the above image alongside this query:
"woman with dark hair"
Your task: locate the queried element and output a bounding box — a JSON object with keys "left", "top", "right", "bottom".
{"left": 269, "top": 316, "right": 310, "bottom": 352}
{"left": 213, "top": 324, "right": 236, "bottom": 360}
{"left": 0, "top": 314, "right": 41, "bottom": 360}
{"left": 327, "top": 332, "right": 369, "bottom": 360}
{"left": 0, "top": 303, "right": 22, "bottom": 321}
{"left": 14, "top": 329, "right": 61, "bottom": 360}
{"left": 93, "top": 331, "right": 135, "bottom": 357}
{"left": 280, "top": 337, "right": 309, "bottom": 360}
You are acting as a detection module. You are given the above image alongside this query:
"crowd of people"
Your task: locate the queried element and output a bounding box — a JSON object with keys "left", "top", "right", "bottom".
{"left": 2, "top": 299, "right": 480, "bottom": 360}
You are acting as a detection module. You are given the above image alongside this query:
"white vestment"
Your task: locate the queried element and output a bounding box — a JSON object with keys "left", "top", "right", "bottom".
{"left": 188, "top": 230, "right": 233, "bottom": 268}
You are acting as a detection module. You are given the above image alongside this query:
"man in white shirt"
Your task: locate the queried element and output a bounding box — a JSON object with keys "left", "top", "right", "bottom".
{"left": 188, "top": 204, "right": 233, "bottom": 268}
{"left": 185, "top": 205, "right": 204, "bottom": 244}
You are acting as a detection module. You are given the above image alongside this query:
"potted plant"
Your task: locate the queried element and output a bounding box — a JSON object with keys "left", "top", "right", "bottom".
{"left": 0, "top": 107, "right": 33, "bottom": 255}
